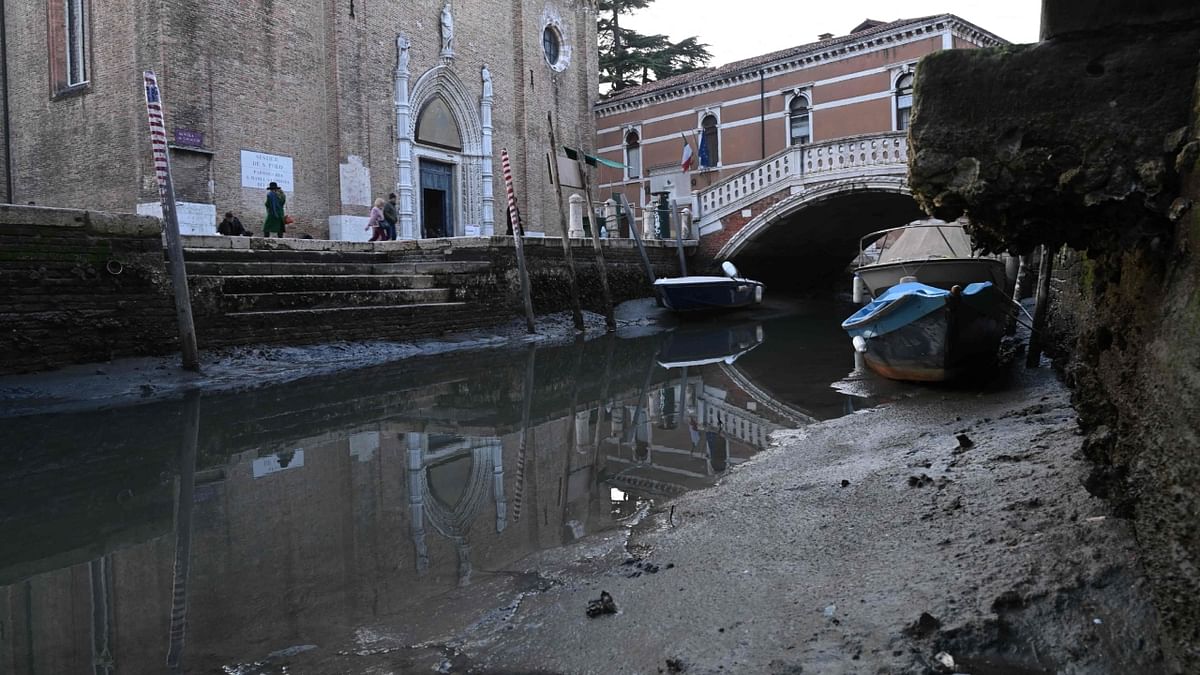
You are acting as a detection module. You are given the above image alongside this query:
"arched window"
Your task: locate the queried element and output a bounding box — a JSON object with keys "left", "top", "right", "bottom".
{"left": 700, "top": 114, "right": 719, "bottom": 167}
{"left": 788, "top": 95, "right": 810, "bottom": 146}
{"left": 895, "top": 73, "right": 914, "bottom": 131}
{"left": 624, "top": 130, "right": 641, "bottom": 179}
{"left": 416, "top": 96, "right": 463, "bottom": 151}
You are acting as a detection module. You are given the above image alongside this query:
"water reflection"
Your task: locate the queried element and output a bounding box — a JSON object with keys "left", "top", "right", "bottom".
{"left": 0, "top": 300, "right": 879, "bottom": 673}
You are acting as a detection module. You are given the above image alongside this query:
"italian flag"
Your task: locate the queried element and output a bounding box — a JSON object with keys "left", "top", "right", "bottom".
{"left": 680, "top": 137, "right": 694, "bottom": 172}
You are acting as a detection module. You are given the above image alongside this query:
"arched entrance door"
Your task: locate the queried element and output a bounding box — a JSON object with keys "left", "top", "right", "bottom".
{"left": 420, "top": 160, "right": 454, "bottom": 238}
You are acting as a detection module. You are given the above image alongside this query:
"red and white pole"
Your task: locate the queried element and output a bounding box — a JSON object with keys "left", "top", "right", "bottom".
{"left": 501, "top": 149, "right": 536, "bottom": 333}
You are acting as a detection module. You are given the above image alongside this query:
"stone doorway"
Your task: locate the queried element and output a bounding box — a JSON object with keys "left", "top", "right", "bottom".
{"left": 420, "top": 160, "right": 454, "bottom": 238}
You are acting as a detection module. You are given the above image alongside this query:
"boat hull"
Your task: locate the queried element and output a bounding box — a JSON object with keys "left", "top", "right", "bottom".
{"left": 856, "top": 258, "right": 1007, "bottom": 298}
{"left": 843, "top": 282, "right": 1009, "bottom": 382}
{"left": 654, "top": 277, "right": 765, "bottom": 313}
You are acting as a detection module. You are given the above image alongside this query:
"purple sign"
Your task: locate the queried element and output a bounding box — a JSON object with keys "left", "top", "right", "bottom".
{"left": 174, "top": 128, "right": 204, "bottom": 148}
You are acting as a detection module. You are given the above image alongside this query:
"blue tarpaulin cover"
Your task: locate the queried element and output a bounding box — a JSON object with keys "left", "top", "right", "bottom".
{"left": 841, "top": 281, "right": 994, "bottom": 338}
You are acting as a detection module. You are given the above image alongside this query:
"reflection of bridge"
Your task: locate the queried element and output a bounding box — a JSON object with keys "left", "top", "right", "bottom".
{"left": 693, "top": 132, "right": 923, "bottom": 285}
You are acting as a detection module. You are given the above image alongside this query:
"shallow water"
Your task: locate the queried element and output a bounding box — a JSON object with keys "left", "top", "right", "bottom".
{"left": 0, "top": 295, "right": 905, "bottom": 673}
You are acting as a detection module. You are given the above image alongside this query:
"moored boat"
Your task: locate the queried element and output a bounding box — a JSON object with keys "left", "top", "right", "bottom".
{"left": 841, "top": 280, "right": 1011, "bottom": 382}
{"left": 851, "top": 218, "right": 1007, "bottom": 301}
{"left": 654, "top": 262, "right": 766, "bottom": 313}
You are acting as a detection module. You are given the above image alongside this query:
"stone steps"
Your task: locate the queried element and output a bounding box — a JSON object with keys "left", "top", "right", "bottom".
{"left": 184, "top": 260, "right": 490, "bottom": 276}
{"left": 194, "top": 274, "right": 438, "bottom": 293}
{"left": 223, "top": 288, "right": 454, "bottom": 312}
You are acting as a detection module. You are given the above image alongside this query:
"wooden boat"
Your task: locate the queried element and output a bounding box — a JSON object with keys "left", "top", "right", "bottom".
{"left": 841, "top": 280, "right": 1011, "bottom": 382}
{"left": 654, "top": 262, "right": 765, "bottom": 313}
{"left": 852, "top": 218, "right": 1007, "bottom": 301}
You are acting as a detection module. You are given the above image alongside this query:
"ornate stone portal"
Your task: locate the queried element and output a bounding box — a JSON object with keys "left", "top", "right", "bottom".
{"left": 393, "top": 24, "right": 495, "bottom": 239}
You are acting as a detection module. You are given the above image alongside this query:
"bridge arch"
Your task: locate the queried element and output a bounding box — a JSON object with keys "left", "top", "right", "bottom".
{"left": 715, "top": 177, "right": 924, "bottom": 288}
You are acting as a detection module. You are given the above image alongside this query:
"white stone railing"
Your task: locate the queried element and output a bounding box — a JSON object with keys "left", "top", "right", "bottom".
{"left": 696, "top": 132, "right": 909, "bottom": 224}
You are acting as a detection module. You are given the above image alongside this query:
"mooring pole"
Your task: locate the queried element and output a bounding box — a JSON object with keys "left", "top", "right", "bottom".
{"left": 1006, "top": 253, "right": 1030, "bottom": 336}
{"left": 575, "top": 157, "right": 616, "bottom": 331}
{"left": 671, "top": 198, "right": 687, "bottom": 276}
{"left": 143, "top": 71, "right": 199, "bottom": 371}
{"left": 546, "top": 114, "right": 585, "bottom": 332}
{"left": 501, "top": 148, "right": 537, "bottom": 333}
{"left": 1026, "top": 246, "right": 1054, "bottom": 368}
{"left": 617, "top": 193, "right": 657, "bottom": 287}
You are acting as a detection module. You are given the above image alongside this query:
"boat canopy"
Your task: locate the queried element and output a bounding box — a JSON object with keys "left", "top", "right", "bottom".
{"left": 875, "top": 221, "right": 976, "bottom": 264}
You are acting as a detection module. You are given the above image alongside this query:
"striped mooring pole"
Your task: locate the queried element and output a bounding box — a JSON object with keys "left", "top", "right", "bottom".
{"left": 501, "top": 148, "right": 537, "bottom": 333}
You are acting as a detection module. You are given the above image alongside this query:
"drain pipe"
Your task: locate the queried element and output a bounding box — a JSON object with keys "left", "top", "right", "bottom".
{"left": 0, "top": 0, "right": 12, "bottom": 203}
{"left": 759, "top": 69, "right": 766, "bottom": 160}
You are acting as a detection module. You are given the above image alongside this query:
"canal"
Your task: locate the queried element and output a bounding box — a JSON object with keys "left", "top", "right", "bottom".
{"left": 0, "top": 295, "right": 910, "bottom": 673}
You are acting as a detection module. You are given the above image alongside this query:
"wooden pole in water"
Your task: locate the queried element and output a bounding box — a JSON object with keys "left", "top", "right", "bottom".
{"left": 1006, "top": 253, "right": 1030, "bottom": 336}
{"left": 1026, "top": 246, "right": 1054, "bottom": 368}
{"left": 575, "top": 156, "right": 616, "bottom": 331}
{"left": 143, "top": 71, "right": 199, "bottom": 372}
{"left": 671, "top": 198, "right": 687, "bottom": 276}
{"left": 546, "top": 115, "right": 585, "bottom": 332}
{"left": 501, "top": 148, "right": 537, "bottom": 333}
{"left": 617, "top": 193, "right": 658, "bottom": 287}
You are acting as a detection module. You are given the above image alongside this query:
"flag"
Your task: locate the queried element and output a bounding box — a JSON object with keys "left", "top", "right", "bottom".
{"left": 680, "top": 138, "right": 694, "bottom": 172}
{"left": 698, "top": 131, "right": 711, "bottom": 169}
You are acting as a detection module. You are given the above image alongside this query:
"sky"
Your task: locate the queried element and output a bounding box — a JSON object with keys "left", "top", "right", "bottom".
{"left": 622, "top": 0, "right": 1041, "bottom": 68}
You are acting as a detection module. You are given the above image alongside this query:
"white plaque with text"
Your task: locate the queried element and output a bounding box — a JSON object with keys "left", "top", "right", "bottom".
{"left": 136, "top": 201, "right": 217, "bottom": 235}
{"left": 241, "top": 150, "right": 294, "bottom": 192}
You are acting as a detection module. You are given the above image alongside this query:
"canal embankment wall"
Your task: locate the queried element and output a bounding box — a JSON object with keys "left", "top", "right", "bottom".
{"left": 1, "top": 204, "right": 688, "bottom": 375}
{"left": 908, "top": 1, "right": 1200, "bottom": 666}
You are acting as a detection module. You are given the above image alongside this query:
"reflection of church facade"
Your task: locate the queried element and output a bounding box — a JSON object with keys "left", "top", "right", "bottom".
{"left": 0, "top": 1, "right": 598, "bottom": 238}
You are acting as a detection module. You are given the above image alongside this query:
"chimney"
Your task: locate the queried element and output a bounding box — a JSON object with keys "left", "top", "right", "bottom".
{"left": 818, "top": 32, "right": 833, "bottom": 40}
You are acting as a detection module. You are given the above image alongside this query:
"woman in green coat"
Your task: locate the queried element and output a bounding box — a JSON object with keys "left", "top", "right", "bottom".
{"left": 263, "top": 181, "right": 287, "bottom": 237}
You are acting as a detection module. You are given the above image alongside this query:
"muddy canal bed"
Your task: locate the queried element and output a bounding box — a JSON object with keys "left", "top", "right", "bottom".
{"left": 0, "top": 297, "right": 1162, "bottom": 673}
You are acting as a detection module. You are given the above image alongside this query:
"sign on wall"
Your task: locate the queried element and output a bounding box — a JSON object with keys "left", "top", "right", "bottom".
{"left": 174, "top": 128, "right": 205, "bottom": 147}
{"left": 241, "top": 150, "right": 294, "bottom": 192}
{"left": 339, "top": 155, "right": 372, "bottom": 206}
{"left": 136, "top": 201, "right": 217, "bottom": 235}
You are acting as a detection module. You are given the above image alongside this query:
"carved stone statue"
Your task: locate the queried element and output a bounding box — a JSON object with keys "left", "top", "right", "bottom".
{"left": 440, "top": 4, "right": 455, "bottom": 57}
{"left": 481, "top": 63, "right": 492, "bottom": 98}
{"left": 397, "top": 35, "right": 410, "bottom": 73}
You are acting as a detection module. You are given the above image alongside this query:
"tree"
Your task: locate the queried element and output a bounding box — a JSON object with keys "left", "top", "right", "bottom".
{"left": 598, "top": 0, "right": 712, "bottom": 94}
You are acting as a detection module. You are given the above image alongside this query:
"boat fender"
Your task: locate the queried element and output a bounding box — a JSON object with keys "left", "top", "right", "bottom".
{"left": 852, "top": 275, "right": 866, "bottom": 304}
{"left": 754, "top": 285, "right": 764, "bottom": 303}
{"left": 852, "top": 335, "right": 868, "bottom": 353}
{"left": 900, "top": 275, "right": 918, "bottom": 284}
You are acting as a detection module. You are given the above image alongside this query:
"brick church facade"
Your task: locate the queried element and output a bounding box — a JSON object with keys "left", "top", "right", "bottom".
{"left": 0, "top": 0, "right": 598, "bottom": 239}
{"left": 593, "top": 15, "right": 1005, "bottom": 229}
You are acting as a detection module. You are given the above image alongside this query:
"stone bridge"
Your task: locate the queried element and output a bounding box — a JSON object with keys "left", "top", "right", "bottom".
{"left": 692, "top": 132, "right": 924, "bottom": 287}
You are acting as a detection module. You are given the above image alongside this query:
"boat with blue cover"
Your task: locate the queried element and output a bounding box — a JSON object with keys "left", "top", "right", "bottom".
{"left": 841, "top": 280, "right": 1011, "bottom": 382}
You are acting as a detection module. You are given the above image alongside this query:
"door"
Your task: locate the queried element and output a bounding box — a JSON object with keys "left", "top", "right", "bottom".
{"left": 419, "top": 160, "right": 454, "bottom": 238}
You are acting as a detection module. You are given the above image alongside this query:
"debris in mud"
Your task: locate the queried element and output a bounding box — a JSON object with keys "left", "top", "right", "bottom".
{"left": 932, "top": 651, "right": 957, "bottom": 672}
{"left": 661, "top": 657, "right": 688, "bottom": 673}
{"left": 908, "top": 474, "right": 934, "bottom": 488}
{"left": 903, "top": 612, "right": 942, "bottom": 639}
{"left": 586, "top": 591, "right": 618, "bottom": 618}
{"left": 955, "top": 433, "right": 974, "bottom": 449}
{"left": 841, "top": 479, "right": 851, "bottom": 487}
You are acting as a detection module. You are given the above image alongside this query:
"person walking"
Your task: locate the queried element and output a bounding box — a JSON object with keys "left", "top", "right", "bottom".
{"left": 383, "top": 193, "right": 399, "bottom": 240}
{"left": 262, "top": 182, "right": 287, "bottom": 237}
{"left": 365, "top": 198, "right": 386, "bottom": 242}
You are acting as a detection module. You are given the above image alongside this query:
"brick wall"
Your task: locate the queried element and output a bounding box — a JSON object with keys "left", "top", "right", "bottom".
{"left": 0, "top": 205, "right": 179, "bottom": 374}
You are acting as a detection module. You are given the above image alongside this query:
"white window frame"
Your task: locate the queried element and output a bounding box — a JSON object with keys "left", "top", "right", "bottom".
{"left": 785, "top": 90, "right": 811, "bottom": 147}
{"left": 623, "top": 125, "right": 642, "bottom": 180}
{"left": 64, "top": 0, "right": 89, "bottom": 87}
{"left": 891, "top": 66, "right": 916, "bottom": 132}
{"left": 696, "top": 109, "right": 721, "bottom": 170}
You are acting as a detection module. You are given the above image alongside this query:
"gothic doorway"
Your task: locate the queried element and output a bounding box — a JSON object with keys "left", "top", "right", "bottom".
{"left": 420, "top": 160, "right": 454, "bottom": 238}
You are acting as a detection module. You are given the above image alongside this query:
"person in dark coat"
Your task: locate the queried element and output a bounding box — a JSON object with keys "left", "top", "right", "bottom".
{"left": 262, "top": 182, "right": 287, "bottom": 237}
{"left": 383, "top": 193, "right": 399, "bottom": 240}
{"left": 218, "top": 212, "right": 251, "bottom": 236}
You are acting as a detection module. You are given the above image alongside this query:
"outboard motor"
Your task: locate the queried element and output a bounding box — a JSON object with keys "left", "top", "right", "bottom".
{"left": 721, "top": 261, "right": 739, "bottom": 279}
